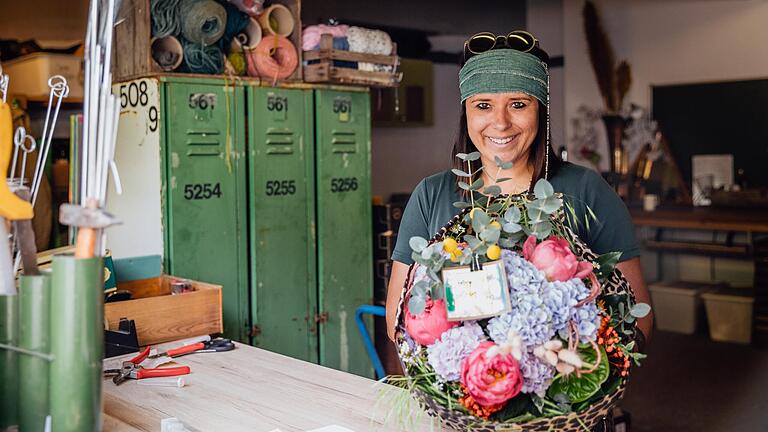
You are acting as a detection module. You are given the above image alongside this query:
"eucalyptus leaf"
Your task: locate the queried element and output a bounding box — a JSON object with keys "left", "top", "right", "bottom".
{"left": 501, "top": 161, "right": 514, "bottom": 170}
{"left": 531, "top": 221, "right": 552, "bottom": 238}
{"left": 540, "top": 196, "right": 563, "bottom": 214}
{"left": 533, "top": 179, "right": 555, "bottom": 199}
{"left": 466, "top": 151, "right": 481, "bottom": 161}
{"left": 472, "top": 209, "right": 490, "bottom": 230}
{"left": 456, "top": 152, "right": 468, "bottom": 161}
{"left": 408, "top": 295, "right": 426, "bottom": 315}
{"left": 488, "top": 202, "right": 504, "bottom": 214}
{"left": 430, "top": 281, "right": 445, "bottom": 300}
{"left": 453, "top": 201, "right": 472, "bottom": 209}
{"left": 458, "top": 181, "right": 471, "bottom": 191}
{"left": 630, "top": 303, "right": 652, "bottom": 318}
{"left": 465, "top": 235, "right": 482, "bottom": 249}
{"left": 421, "top": 246, "right": 434, "bottom": 260}
{"left": 547, "top": 345, "right": 609, "bottom": 403}
{"left": 412, "top": 280, "right": 429, "bottom": 296}
{"left": 527, "top": 206, "right": 547, "bottom": 224}
{"left": 494, "top": 155, "right": 504, "bottom": 167}
{"left": 499, "top": 237, "right": 515, "bottom": 248}
{"left": 470, "top": 178, "right": 485, "bottom": 191}
{"left": 483, "top": 185, "right": 502, "bottom": 197}
{"left": 480, "top": 227, "right": 501, "bottom": 243}
{"left": 497, "top": 177, "right": 512, "bottom": 183}
{"left": 503, "top": 222, "right": 522, "bottom": 233}
{"left": 451, "top": 168, "right": 471, "bottom": 177}
{"left": 409, "top": 236, "right": 428, "bottom": 253}
{"left": 504, "top": 207, "right": 521, "bottom": 223}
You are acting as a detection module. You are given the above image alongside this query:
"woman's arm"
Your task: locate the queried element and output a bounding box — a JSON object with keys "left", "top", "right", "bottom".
{"left": 616, "top": 257, "right": 653, "bottom": 345}
{"left": 386, "top": 261, "right": 411, "bottom": 342}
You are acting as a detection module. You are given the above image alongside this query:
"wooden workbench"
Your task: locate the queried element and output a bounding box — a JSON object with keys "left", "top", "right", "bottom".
{"left": 630, "top": 207, "right": 768, "bottom": 233}
{"left": 102, "top": 342, "right": 442, "bottom": 432}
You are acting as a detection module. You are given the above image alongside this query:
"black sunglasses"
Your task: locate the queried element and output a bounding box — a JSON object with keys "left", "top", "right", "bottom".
{"left": 463, "top": 31, "right": 539, "bottom": 60}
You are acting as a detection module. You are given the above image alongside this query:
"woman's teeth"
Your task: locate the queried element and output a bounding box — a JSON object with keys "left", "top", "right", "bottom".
{"left": 488, "top": 136, "right": 513, "bottom": 145}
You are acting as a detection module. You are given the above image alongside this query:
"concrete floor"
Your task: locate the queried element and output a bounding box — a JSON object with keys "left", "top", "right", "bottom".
{"left": 621, "top": 330, "right": 768, "bottom": 432}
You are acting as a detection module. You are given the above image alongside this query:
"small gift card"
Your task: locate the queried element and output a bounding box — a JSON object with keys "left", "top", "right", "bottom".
{"left": 442, "top": 260, "right": 511, "bottom": 321}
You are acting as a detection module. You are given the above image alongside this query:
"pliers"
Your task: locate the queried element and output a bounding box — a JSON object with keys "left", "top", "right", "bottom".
{"left": 148, "top": 338, "right": 235, "bottom": 359}
{"left": 104, "top": 346, "right": 191, "bottom": 385}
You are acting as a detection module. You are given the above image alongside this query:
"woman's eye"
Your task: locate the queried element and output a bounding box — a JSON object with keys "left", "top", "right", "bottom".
{"left": 511, "top": 101, "right": 527, "bottom": 109}
{"left": 476, "top": 102, "right": 491, "bottom": 110}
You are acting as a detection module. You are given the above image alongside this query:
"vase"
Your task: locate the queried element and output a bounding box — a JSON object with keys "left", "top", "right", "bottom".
{"left": 601, "top": 114, "right": 628, "bottom": 174}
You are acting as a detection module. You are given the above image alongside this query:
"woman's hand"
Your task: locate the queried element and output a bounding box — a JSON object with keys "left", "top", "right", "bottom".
{"left": 385, "top": 261, "right": 411, "bottom": 342}
{"left": 616, "top": 257, "right": 653, "bottom": 347}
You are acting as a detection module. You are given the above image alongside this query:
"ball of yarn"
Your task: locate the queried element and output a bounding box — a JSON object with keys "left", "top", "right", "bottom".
{"left": 226, "top": 52, "right": 246, "bottom": 75}
{"left": 183, "top": 40, "right": 224, "bottom": 74}
{"left": 246, "top": 35, "right": 298, "bottom": 80}
{"left": 179, "top": 0, "right": 227, "bottom": 46}
{"left": 150, "top": 0, "right": 181, "bottom": 38}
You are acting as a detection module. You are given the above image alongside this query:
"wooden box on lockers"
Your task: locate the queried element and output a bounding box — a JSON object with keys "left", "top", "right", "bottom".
{"left": 113, "top": 0, "right": 302, "bottom": 82}
{"left": 303, "top": 33, "right": 402, "bottom": 87}
{"left": 104, "top": 275, "right": 223, "bottom": 346}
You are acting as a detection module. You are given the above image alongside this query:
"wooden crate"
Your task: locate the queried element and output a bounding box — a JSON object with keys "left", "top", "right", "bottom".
{"left": 303, "top": 34, "right": 402, "bottom": 87}
{"left": 104, "top": 275, "right": 223, "bottom": 346}
{"left": 113, "top": 0, "right": 302, "bottom": 82}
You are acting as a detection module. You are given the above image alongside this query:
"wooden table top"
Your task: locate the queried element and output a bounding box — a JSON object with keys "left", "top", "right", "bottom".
{"left": 102, "top": 342, "right": 440, "bottom": 432}
{"left": 630, "top": 207, "right": 768, "bottom": 233}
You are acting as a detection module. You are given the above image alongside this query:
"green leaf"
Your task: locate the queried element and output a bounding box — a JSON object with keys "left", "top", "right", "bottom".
{"left": 499, "top": 237, "right": 515, "bottom": 248}
{"left": 412, "top": 280, "right": 429, "bottom": 297}
{"left": 421, "top": 246, "right": 435, "bottom": 260}
{"left": 533, "top": 179, "right": 555, "bottom": 199}
{"left": 630, "top": 303, "right": 652, "bottom": 318}
{"left": 547, "top": 345, "right": 610, "bottom": 403}
{"left": 503, "top": 222, "right": 522, "bottom": 233}
{"left": 504, "top": 207, "right": 521, "bottom": 223}
{"left": 489, "top": 393, "right": 536, "bottom": 422}
{"left": 456, "top": 152, "right": 468, "bottom": 161}
{"left": 501, "top": 161, "right": 514, "bottom": 170}
{"left": 595, "top": 251, "right": 622, "bottom": 279}
{"left": 458, "top": 181, "right": 471, "bottom": 191}
{"left": 453, "top": 201, "right": 472, "bottom": 209}
{"left": 408, "top": 294, "right": 426, "bottom": 315}
{"left": 483, "top": 185, "right": 502, "bottom": 196}
{"left": 527, "top": 206, "right": 547, "bottom": 224}
{"left": 465, "top": 235, "right": 482, "bottom": 250}
{"left": 430, "top": 281, "right": 444, "bottom": 300}
{"left": 466, "top": 151, "right": 481, "bottom": 161}
{"left": 539, "top": 196, "right": 563, "bottom": 214}
{"left": 471, "top": 209, "right": 490, "bottom": 232}
{"left": 496, "top": 177, "right": 512, "bottom": 183}
{"left": 480, "top": 226, "right": 501, "bottom": 243}
{"left": 531, "top": 221, "right": 552, "bottom": 238}
{"left": 409, "top": 236, "right": 428, "bottom": 253}
{"left": 451, "top": 168, "right": 471, "bottom": 177}
{"left": 494, "top": 155, "right": 504, "bottom": 167}
{"left": 470, "top": 178, "right": 485, "bottom": 191}
{"left": 488, "top": 202, "right": 504, "bottom": 214}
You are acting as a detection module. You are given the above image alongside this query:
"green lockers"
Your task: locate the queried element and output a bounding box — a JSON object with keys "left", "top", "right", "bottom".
{"left": 162, "top": 78, "right": 249, "bottom": 343}
{"left": 314, "top": 89, "right": 374, "bottom": 377}
{"left": 247, "top": 86, "right": 317, "bottom": 362}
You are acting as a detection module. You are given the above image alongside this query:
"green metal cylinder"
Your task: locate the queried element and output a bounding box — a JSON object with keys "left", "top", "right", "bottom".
{"left": 19, "top": 274, "right": 52, "bottom": 432}
{"left": 49, "top": 255, "right": 104, "bottom": 432}
{"left": 0, "top": 293, "right": 19, "bottom": 429}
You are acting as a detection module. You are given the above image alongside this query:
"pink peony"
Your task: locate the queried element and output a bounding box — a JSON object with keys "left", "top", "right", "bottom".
{"left": 404, "top": 298, "right": 459, "bottom": 346}
{"left": 460, "top": 341, "right": 523, "bottom": 407}
{"left": 522, "top": 236, "right": 593, "bottom": 282}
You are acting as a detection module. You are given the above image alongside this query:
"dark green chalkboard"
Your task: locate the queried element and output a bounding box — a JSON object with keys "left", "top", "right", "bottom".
{"left": 652, "top": 79, "right": 768, "bottom": 189}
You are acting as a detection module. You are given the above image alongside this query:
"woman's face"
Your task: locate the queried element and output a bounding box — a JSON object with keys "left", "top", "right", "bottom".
{"left": 465, "top": 92, "right": 539, "bottom": 168}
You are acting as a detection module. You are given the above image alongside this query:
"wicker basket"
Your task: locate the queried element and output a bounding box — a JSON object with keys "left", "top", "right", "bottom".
{"left": 395, "top": 207, "right": 636, "bottom": 432}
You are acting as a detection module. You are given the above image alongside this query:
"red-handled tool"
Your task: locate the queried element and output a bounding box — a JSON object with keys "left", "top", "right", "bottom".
{"left": 148, "top": 338, "right": 234, "bottom": 359}
{"left": 104, "top": 347, "right": 191, "bottom": 385}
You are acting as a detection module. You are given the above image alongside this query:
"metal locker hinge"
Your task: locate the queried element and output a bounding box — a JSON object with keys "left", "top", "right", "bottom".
{"left": 314, "top": 312, "right": 329, "bottom": 324}
{"left": 250, "top": 325, "right": 262, "bottom": 337}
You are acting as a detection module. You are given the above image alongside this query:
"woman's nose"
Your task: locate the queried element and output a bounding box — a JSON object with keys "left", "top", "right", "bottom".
{"left": 492, "top": 107, "right": 512, "bottom": 130}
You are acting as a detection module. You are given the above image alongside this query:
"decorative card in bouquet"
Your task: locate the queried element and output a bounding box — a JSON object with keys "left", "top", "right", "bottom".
{"left": 389, "top": 152, "right": 650, "bottom": 432}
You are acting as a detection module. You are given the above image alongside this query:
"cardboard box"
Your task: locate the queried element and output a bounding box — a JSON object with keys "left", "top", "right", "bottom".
{"left": 4, "top": 53, "right": 84, "bottom": 99}
{"left": 104, "top": 275, "right": 223, "bottom": 346}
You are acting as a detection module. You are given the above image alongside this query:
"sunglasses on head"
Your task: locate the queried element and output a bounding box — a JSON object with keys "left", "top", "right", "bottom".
{"left": 463, "top": 30, "right": 539, "bottom": 60}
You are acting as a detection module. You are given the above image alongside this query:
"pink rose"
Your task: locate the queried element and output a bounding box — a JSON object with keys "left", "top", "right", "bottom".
{"left": 523, "top": 236, "right": 593, "bottom": 282}
{"left": 404, "top": 298, "right": 459, "bottom": 346}
{"left": 460, "top": 341, "right": 523, "bottom": 407}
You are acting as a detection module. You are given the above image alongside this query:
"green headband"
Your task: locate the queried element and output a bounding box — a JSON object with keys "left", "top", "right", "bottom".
{"left": 459, "top": 49, "right": 548, "bottom": 103}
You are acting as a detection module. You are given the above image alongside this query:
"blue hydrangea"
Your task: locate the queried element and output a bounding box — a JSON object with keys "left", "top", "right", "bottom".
{"left": 488, "top": 250, "right": 600, "bottom": 348}
{"left": 519, "top": 352, "right": 555, "bottom": 396}
{"left": 426, "top": 321, "right": 486, "bottom": 381}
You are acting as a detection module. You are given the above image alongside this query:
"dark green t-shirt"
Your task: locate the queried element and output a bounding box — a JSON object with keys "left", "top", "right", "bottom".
{"left": 391, "top": 162, "right": 640, "bottom": 265}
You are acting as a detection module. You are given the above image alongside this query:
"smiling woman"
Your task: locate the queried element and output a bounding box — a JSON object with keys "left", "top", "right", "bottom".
{"left": 384, "top": 32, "right": 653, "bottom": 430}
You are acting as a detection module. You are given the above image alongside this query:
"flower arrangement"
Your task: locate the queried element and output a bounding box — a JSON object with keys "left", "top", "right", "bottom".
{"left": 390, "top": 152, "right": 650, "bottom": 431}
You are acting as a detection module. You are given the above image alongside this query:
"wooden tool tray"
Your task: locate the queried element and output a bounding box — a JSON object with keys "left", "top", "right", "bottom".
{"left": 303, "top": 34, "right": 402, "bottom": 87}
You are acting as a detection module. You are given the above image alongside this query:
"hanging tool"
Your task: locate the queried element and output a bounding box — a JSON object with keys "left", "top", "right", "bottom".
{"left": 103, "top": 346, "right": 190, "bottom": 385}
{"left": 30, "top": 76, "right": 69, "bottom": 207}
{"left": 12, "top": 189, "right": 38, "bottom": 275}
{"left": 148, "top": 338, "right": 234, "bottom": 359}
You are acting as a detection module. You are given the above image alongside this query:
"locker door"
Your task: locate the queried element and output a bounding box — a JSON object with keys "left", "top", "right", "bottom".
{"left": 163, "top": 79, "right": 248, "bottom": 342}
{"left": 248, "top": 87, "right": 317, "bottom": 362}
{"left": 315, "top": 89, "right": 373, "bottom": 377}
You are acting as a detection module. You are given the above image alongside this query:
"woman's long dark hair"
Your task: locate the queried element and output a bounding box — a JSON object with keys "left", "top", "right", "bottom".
{"left": 453, "top": 43, "right": 562, "bottom": 193}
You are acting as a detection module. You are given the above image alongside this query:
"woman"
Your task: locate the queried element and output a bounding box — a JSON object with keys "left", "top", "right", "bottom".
{"left": 385, "top": 30, "right": 652, "bottom": 349}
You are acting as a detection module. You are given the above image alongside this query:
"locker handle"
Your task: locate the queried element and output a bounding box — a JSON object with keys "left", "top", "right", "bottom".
{"left": 266, "top": 127, "right": 293, "bottom": 135}
{"left": 186, "top": 129, "right": 221, "bottom": 135}
{"left": 265, "top": 138, "right": 294, "bottom": 145}
{"left": 186, "top": 139, "right": 220, "bottom": 146}
{"left": 331, "top": 138, "right": 355, "bottom": 145}
{"left": 331, "top": 130, "right": 355, "bottom": 136}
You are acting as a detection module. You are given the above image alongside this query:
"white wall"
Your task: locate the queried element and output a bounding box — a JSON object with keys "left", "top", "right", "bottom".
{"left": 562, "top": 0, "right": 768, "bottom": 170}
{"left": 371, "top": 63, "right": 459, "bottom": 199}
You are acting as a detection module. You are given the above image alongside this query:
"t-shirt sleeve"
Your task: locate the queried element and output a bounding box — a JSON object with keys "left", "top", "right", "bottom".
{"left": 391, "top": 179, "right": 432, "bottom": 265}
{"left": 568, "top": 170, "right": 640, "bottom": 262}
